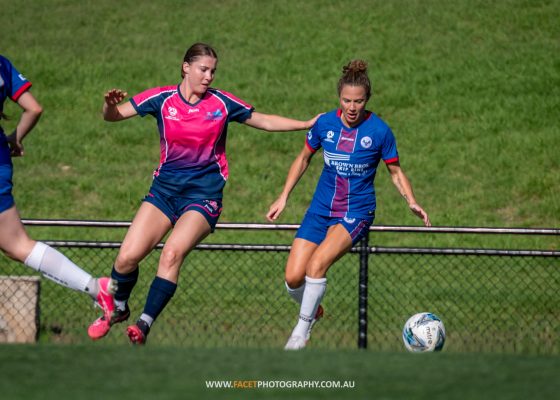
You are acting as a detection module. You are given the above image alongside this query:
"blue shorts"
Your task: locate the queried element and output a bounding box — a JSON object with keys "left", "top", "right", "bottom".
{"left": 295, "top": 211, "right": 374, "bottom": 246}
{"left": 143, "top": 186, "right": 222, "bottom": 231}
{"left": 0, "top": 139, "right": 14, "bottom": 213}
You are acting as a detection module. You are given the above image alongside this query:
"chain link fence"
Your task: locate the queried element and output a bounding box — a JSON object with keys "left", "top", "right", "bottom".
{"left": 0, "top": 221, "right": 558, "bottom": 354}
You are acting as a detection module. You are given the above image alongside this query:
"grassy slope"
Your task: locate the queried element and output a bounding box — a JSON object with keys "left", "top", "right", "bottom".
{"left": 0, "top": 0, "right": 558, "bottom": 249}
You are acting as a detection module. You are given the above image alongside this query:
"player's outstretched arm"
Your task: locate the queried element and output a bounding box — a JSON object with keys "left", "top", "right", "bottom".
{"left": 386, "top": 162, "right": 431, "bottom": 227}
{"left": 102, "top": 89, "right": 137, "bottom": 121}
{"left": 245, "top": 112, "right": 321, "bottom": 132}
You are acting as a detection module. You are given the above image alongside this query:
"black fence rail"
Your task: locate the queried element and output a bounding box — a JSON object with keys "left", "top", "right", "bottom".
{"left": 0, "top": 220, "right": 558, "bottom": 354}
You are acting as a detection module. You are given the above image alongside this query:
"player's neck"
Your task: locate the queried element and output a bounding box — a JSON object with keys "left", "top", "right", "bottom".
{"left": 179, "top": 81, "right": 205, "bottom": 104}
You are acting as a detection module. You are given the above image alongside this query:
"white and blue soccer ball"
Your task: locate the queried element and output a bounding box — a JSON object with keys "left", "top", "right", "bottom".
{"left": 402, "top": 312, "right": 446, "bottom": 352}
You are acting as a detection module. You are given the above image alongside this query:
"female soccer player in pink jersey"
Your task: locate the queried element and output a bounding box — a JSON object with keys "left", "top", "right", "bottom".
{"left": 0, "top": 55, "right": 115, "bottom": 323}
{"left": 267, "top": 60, "right": 431, "bottom": 350}
{"left": 88, "top": 43, "right": 319, "bottom": 344}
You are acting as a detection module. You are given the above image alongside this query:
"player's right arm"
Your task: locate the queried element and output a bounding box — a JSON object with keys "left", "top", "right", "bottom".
{"left": 266, "top": 144, "right": 315, "bottom": 222}
{"left": 103, "top": 89, "right": 137, "bottom": 121}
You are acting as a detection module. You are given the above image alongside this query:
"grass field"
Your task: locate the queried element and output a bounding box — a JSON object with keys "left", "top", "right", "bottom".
{"left": 0, "top": 0, "right": 558, "bottom": 249}
{"left": 1, "top": 1, "right": 559, "bottom": 399}
{"left": 1, "top": 344, "right": 559, "bottom": 400}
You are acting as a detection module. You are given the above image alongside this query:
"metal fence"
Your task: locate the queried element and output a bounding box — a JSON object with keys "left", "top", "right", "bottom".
{"left": 0, "top": 220, "right": 558, "bottom": 354}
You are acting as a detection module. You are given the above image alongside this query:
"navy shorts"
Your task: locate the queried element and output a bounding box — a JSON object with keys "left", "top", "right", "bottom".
{"left": 295, "top": 211, "right": 374, "bottom": 246}
{"left": 143, "top": 187, "right": 222, "bottom": 231}
{"left": 0, "top": 139, "right": 14, "bottom": 213}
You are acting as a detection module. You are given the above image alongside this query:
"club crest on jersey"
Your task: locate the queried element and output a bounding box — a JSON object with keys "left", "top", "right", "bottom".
{"left": 165, "top": 106, "right": 180, "bottom": 121}
{"left": 325, "top": 130, "right": 335, "bottom": 143}
{"left": 361, "top": 136, "right": 372, "bottom": 149}
{"left": 206, "top": 109, "right": 223, "bottom": 121}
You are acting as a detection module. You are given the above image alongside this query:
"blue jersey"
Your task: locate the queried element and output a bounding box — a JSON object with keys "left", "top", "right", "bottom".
{"left": 306, "top": 109, "right": 399, "bottom": 218}
{"left": 130, "top": 86, "right": 253, "bottom": 200}
{"left": 1, "top": 55, "right": 32, "bottom": 163}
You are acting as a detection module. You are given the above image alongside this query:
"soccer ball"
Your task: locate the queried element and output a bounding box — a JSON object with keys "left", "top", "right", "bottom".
{"left": 402, "top": 312, "right": 446, "bottom": 352}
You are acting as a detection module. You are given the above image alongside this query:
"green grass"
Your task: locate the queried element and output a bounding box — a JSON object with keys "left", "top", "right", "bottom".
{"left": 1, "top": 344, "right": 559, "bottom": 400}
{"left": 0, "top": 0, "right": 557, "bottom": 249}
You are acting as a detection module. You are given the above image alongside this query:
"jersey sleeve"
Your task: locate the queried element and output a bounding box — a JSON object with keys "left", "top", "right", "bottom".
{"left": 130, "top": 87, "right": 164, "bottom": 117}
{"left": 381, "top": 127, "right": 399, "bottom": 164}
{"left": 305, "top": 120, "right": 322, "bottom": 153}
{"left": 214, "top": 89, "right": 254, "bottom": 123}
{"left": 1, "top": 56, "right": 32, "bottom": 102}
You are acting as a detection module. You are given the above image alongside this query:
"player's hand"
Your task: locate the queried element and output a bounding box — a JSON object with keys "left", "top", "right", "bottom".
{"left": 306, "top": 113, "right": 323, "bottom": 129}
{"left": 266, "top": 197, "right": 287, "bottom": 222}
{"left": 6, "top": 132, "right": 24, "bottom": 157}
{"left": 409, "top": 203, "right": 431, "bottom": 227}
{"left": 104, "top": 89, "right": 128, "bottom": 106}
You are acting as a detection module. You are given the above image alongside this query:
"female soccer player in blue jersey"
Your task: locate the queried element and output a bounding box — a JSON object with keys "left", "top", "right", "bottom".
{"left": 0, "top": 55, "right": 115, "bottom": 323}
{"left": 88, "top": 43, "right": 319, "bottom": 344}
{"left": 267, "top": 60, "right": 431, "bottom": 350}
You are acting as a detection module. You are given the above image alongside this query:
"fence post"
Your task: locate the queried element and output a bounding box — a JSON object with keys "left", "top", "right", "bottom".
{"left": 358, "top": 231, "right": 369, "bottom": 349}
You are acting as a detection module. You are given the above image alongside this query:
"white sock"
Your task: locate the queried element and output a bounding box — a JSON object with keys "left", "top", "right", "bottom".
{"left": 285, "top": 281, "right": 305, "bottom": 304}
{"left": 115, "top": 299, "right": 127, "bottom": 311}
{"left": 140, "top": 313, "right": 154, "bottom": 327}
{"left": 24, "top": 242, "right": 92, "bottom": 294}
{"left": 291, "top": 276, "right": 327, "bottom": 339}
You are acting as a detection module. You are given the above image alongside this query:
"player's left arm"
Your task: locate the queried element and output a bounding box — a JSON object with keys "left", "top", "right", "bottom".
{"left": 244, "top": 111, "right": 320, "bottom": 132}
{"left": 6, "top": 91, "right": 43, "bottom": 157}
{"left": 385, "top": 161, "right": 431, "bottom": 226}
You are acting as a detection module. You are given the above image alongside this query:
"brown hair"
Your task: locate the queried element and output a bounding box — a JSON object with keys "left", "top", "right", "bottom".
{"left": 181, "top": 43, "right": 218, "bottom": 78}
{"left": 337, "top": 60, "right": 371, "bottom": 100}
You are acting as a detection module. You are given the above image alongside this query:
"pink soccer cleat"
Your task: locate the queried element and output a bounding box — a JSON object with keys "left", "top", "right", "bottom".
{"left": 88, "top": 278, "right": 127, "bottom": 340}
{"left": 126, "top": 320, "right": 150, "bottom": 345}
{"left": 88, "top": 305, "right": 130, "bottom": 340}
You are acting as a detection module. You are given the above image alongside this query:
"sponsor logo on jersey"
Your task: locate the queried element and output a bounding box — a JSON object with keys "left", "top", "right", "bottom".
{"left": 323, "top": 150, "right": 350, "bottom": 167}
{"left": 206, "top": 109, "right": 223, "bottom": 121}
{"left": 361, "top": 136, "right": 372, "bottom": 148}
{"left": 188, "top": 108, "right": 199, "bottom": 113}
{"left": 307, "top": 130, "right": 313, "bottom": 140}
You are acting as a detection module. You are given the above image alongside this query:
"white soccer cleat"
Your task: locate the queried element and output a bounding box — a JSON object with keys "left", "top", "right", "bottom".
{"left": 284, "top": 335, "right": 307, "bottom": 351}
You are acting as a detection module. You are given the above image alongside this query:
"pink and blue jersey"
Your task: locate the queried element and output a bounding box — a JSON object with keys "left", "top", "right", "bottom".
{"left": 130, "top": 86, "right": 254, "bottom": 199}
{"left": 306, "top": 109, "right": 399, "bottom": 218}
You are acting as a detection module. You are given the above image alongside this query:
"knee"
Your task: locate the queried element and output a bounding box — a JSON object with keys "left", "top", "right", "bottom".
{"left": 285, "top": 270, "right": 305, "bottom": 289}
{"left": 307, "top": 259, "right": 328, "bottom": 279}
{"left": 3, "top": 237, "right": 35, "bottom": 264}
{"left": 159, "top": 246, "right": 185, "bottom": 272}
{"left": 115, "top": 248, "right": 142, "bottom": 274}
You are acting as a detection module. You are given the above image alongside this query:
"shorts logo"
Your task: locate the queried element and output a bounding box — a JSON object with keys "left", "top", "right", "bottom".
{"left": 360, "top": 136, "right": 372, "bottom": 149}
{"left": 325, "top": 130, "right": 335, "bottom": 143}
{"left": 343, "top": 217, "right": 356, "bottom": 224}
{"left": 204, "top": 200, "right": 219, "bottom": 212}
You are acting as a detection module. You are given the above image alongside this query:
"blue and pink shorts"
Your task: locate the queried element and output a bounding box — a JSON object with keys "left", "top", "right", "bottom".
{"left": 295, "top": 211, "right": 374, "bottom": 246}
{"left": 143, "top": 186, "right": 222, "bottom": 231}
